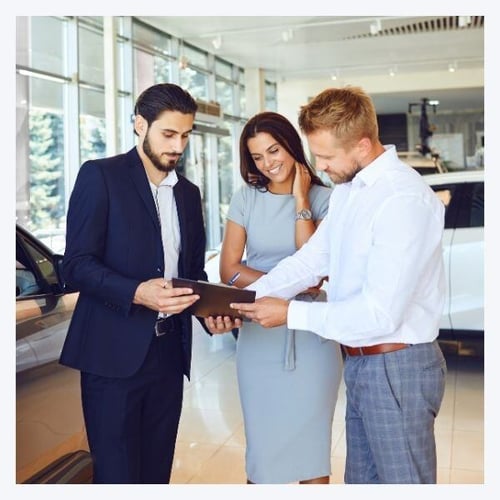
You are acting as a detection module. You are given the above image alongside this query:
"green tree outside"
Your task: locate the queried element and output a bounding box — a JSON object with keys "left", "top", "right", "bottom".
{"left": 28, "top": 110, "right": 64, "bottom": 232}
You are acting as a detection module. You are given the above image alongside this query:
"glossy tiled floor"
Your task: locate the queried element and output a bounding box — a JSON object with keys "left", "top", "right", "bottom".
{"left": 171, "top": 324, "right": 484, "bottom": 485}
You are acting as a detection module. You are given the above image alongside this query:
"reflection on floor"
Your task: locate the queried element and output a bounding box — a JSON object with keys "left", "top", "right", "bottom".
{"left": 171, "top": 323, "right": 484, "bottom": 484}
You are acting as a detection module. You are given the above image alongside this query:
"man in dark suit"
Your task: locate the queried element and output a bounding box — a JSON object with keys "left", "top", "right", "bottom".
{"left": 60, "top": 83, "right": 207, "bottom": 484}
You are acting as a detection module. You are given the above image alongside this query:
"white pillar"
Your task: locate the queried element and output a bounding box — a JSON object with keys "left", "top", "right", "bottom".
{"left": 104, "top": 17, "right": 118, "bottom": 156}
{"left": 244, "top": 68, "right": 266, "bottom": 117}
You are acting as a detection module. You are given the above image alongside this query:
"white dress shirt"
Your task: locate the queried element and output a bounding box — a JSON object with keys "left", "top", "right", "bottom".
{"left": 150, "top": 171, "right": 181, "bottom": 319}
{"left": 247, "top": 145, "right": 446, "bottom": 346}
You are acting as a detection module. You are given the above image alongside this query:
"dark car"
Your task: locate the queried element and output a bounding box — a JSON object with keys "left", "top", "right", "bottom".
{"left": 16, "top": 224, "right": 92, "bottom": 483}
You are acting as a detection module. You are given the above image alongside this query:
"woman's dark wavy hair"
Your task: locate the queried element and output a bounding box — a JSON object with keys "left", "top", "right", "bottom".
{"left": 239, "top": 111, "right": 327, "bottom": 191}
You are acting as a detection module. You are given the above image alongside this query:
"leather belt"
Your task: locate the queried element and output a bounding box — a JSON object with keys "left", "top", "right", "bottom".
{"left": 342, "top": 343, "right": 409, "bottom": 356}
{"left": 154, "top": 316, "right": 179, "bottom": 337}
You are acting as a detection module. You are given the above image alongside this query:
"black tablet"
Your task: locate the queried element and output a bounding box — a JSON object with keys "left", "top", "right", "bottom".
{"left": 171, "top": 277, "right": 256, "bottom": 319}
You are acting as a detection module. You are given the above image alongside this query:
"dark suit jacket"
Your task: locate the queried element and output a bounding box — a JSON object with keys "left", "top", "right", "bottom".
{"left": 59, "top": 147, "right": 208, "bottom": 379}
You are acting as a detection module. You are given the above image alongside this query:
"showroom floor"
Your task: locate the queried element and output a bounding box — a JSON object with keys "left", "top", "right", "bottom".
{"left": 170, "top": 323, "right": 484, "bottom": 485}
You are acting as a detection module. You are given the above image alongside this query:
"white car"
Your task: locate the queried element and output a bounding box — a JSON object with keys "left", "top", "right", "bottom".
{"left": 204, "top": 169, "right": 484, "bottom": 339}
{"left": 424, "top": 169, "right": 484, "bottom": 337}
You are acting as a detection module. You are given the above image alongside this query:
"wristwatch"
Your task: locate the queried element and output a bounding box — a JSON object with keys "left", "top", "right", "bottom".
{"left": 295, "top": 208, "right": 313, "bottom": 221}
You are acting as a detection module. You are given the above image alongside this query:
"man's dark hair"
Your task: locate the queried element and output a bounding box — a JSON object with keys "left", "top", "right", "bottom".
{"left": 134, "top": 83, "right": 198, "bottom": 135}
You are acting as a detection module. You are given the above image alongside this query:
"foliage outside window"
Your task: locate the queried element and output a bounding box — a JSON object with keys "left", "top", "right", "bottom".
{"left": 217, "top": 128, "right": 235, "bottom": 236}
{"left": 216, "top": 78, "right": 234, "bottom": 116}
{"left": 180, "top": 66, "right": 209, "bottom": 102}
{"left": 154, "top": 56, "right": 173, "bottom": 84}
{"left": 265, "top": 80, "right": 277, "bottom": 111}
{"left": 79, "top": 87, "right": 107, "bottom": 164}
{"left": 28, "top": 109, "right": 65, "bottom": 232}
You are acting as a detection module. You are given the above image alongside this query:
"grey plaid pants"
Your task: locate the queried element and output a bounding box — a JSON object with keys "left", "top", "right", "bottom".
{"left": 343, "top": 340, "right": 446, "bottom": 483}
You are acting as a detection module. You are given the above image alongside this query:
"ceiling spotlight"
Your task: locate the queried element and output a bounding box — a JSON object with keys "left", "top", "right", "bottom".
{"left": 331, "top": 70, "right": 339, "bottom": 81}
{"left": 389, "top": 65, "right": 397, "bottom": 77}
{"left": 212, "top": 34, "right": 222, "bottom": 50}
{"left": 448, "top": 61, "right": 457, "bottom": 72}
{"left": 458, "top": 16, "right": 472, "bottom": 28}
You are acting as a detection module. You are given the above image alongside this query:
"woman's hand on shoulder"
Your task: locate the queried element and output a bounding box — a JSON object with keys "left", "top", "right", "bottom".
{"left": 292, "top": 162, "right": 312, "bottom": 200}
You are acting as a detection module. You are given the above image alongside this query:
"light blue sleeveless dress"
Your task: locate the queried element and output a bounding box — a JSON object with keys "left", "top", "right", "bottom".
{"left": 227, "top": 184, "right": 343, "bottom": 484}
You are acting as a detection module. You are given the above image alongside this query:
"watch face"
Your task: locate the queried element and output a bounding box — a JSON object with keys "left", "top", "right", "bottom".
{"left": 296, "top": 209, "right": 313, "bottom": 220}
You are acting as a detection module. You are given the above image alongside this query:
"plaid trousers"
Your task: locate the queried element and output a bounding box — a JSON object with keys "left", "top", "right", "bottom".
{"left": 343, "top": 340, "right": 446, "bottom": 483}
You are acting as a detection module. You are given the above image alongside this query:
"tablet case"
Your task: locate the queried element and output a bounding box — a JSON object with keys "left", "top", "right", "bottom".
{"left": 171, "top": 277, "right": 256, "bottom": 318}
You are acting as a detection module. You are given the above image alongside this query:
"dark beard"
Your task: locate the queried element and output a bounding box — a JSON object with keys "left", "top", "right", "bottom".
{"left": 142, "top": 134, "right": 179, "bottom": 173}
{"left": 331, "top": 162, "right": 363, "bottom": 184}
{"left": 344, "top": 163, "right": 363, "bottom": 183}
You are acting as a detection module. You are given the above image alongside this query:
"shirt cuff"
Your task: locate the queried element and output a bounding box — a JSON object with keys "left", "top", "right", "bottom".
{"left": 287, "top": 300, "right": 311, "bottom": 331}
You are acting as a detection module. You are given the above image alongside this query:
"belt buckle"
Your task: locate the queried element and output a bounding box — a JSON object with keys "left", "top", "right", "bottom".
{"left": 155, "top": 318, "right": 167, "bottom": 337}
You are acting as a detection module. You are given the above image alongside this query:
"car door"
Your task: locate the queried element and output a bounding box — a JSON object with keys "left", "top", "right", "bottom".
{"left": 16, "top": 226, "right": 77, "bottom": 372}
{"left": 431, "top": 180, "right": 484, "bottom": 335}
{"left": 447, "top": 181, "right": 484, "bottom": 333}
{"left": 16, "top": 226, "right": 87, "bottom": 483}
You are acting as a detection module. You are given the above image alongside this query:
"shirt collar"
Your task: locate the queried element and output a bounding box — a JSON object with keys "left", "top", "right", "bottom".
{"left": 354, "top": 144, "right": 398, "bottom": 187}
{"left": 159, "top": 170, "right": 179, "bottom": 188}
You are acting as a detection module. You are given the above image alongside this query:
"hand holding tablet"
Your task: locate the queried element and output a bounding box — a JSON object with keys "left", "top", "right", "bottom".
{"left": 171, "top": 277, "right": 255, "bottom": 319}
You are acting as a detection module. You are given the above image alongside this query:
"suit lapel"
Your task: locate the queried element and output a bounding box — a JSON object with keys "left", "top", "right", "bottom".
{"left": 125, "top": 148, "right": 161, "bottom": 232}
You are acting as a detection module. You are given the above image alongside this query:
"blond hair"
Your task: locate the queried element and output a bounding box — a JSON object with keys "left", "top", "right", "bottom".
{"left": 298, "top": 86, "right": 379, "bottom": 149}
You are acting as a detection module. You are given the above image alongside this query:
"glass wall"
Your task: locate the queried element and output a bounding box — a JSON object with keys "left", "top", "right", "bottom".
{"left": 16, "top": 15, "right": 70, "bottom": 252}
{"left": 79, "top": 24, "right": 105, "bottom": 85}
{"left": 179, "top": 43, "right": 210, "bottom": 103}
{"left": 16, "top": 15, "right": 277, "bottom": 252}
{"left": 217, "top": 129, "right": 237, "bottom": 237}
{"left": 20, "top": 76, "right": 66, "bottom": 250}
{"left": 25, "top": 16, "right": 66, "bottom": 75}
{"left": 265, "top": 80, "right": 278, "bottom": 111}
{"left": 79, "top": 88, "right": 106, "bottom": 164}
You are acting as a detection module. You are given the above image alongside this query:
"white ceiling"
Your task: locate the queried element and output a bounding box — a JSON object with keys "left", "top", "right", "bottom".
{"left": 137, "top": 15, "right": 484, "bottom": 115}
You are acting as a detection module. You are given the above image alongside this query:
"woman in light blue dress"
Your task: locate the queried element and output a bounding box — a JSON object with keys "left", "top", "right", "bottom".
{"left": 219, "top": 112, "right": 343, "bottom": 484}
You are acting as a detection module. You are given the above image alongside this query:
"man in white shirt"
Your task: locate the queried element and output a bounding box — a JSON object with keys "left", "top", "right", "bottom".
{"left": 228, "top": 86, "right": 447, "bottom": 484}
